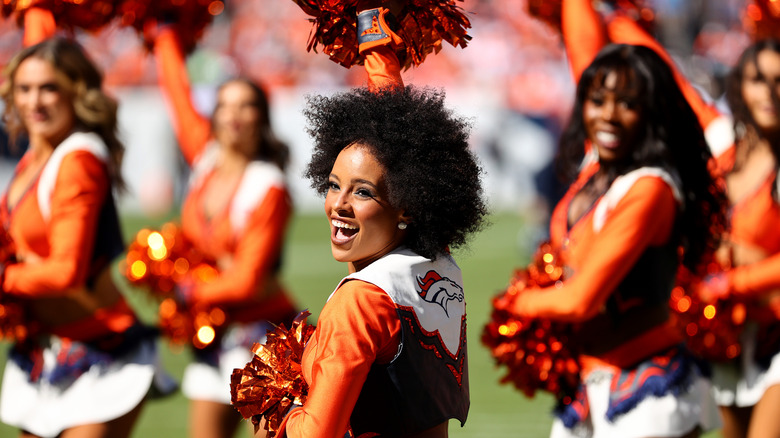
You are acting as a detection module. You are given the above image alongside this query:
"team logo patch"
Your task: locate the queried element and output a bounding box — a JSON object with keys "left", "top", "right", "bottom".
{"left": 416, "top": 270, "right": 464, "bottom": 317}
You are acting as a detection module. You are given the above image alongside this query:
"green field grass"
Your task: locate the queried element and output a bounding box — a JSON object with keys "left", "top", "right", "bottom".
{"left": 0, "top": 212, "right": 720, "bottom": 437}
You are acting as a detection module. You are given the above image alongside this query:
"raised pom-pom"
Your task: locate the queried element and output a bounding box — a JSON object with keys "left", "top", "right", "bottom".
{"left": 290, "top": 0, "right": 471, "bottom": 69}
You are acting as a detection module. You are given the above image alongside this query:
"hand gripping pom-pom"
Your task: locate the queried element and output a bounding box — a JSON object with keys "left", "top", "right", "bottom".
{"left": 290, "top": 0, "right": 472, "bottom": 70}
{"left": 482, "top": 242, "right": 581, "bottom": 400}
{"left": 231, "top": 311, "right": 316, "bottom": 437}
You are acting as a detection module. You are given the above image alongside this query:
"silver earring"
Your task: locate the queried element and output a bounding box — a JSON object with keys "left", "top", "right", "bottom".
{"left": 397, "top": 222, "right": 407, "bottom": 230}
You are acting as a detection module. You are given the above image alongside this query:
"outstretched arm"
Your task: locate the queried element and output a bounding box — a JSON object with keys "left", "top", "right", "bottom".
{"left": 153, "top": 27, "right": 212, "bottom": 165}
{"left": 605, "top": 15, "right": 722, "bottom": 130}
{"left": 505, "top": 177, "right": 678, "bottom": 322}
{"left": 23, "top": 7, "right": 56, "bottom": 47}
{"left": 562, "top": 0, "right": 609, "bottom": 83}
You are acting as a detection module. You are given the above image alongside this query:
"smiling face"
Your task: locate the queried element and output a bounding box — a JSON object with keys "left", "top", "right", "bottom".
{"left": 583, "top": 70, "right": 644, "bottom": 163}
{"left": 213, "top": 80, "right": 262, "bottom": 157}
{"left": 324, "top": 143, "right": 408, "bottom": 273}
{"left": 13, "top": 56, "right": 76, "bottom": 146}
{"left": 741, "top": 49, "right": 780, "bottom": 135}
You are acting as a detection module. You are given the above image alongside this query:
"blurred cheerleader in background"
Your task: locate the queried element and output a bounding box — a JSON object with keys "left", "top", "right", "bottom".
{"left": 151, "top": 23, "right": 299, "bottom": 438}
{"left": 700, "top": 38, "right": 780, "bottom": 438}
{"left": 564, "top": 1, "right": 780, "bottom": 436}
{"left": 0, "top": 37, "right": 172, "bottom": 438}
{"left": 494, "top": 37, "right": 726, "bottom": 438}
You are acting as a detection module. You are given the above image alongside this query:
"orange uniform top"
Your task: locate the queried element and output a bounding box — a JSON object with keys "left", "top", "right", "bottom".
{"left": 508, "top": 161, "right": 683, "bottom": 374}
{"left": 155, "top": 29, "right": 295, "bottom": 312}
{"left": 1, "top": 147, "right": 135, "bottom": 340}
{"left": 280, "top": 281, "right": 402, "bottom": 437}
{"left": 712, "top": 146, "right": 780, "bottom": 298}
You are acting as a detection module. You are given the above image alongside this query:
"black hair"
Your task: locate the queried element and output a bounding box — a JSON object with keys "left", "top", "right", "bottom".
{"left": 304, "top": 85, "right": 487, "bottom": 260}
{"left": 558, "top": 43, "right": 726, "bottom": 270}
{"left": 725, "top": 38, "right": 780, "bottom": 168}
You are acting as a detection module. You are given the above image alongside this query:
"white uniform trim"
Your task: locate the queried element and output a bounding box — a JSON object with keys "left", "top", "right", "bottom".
{"left": 705, "top": 115, "right": 735, "bottom": 159}
{"left": 37, "top": 131, "right": 110, "bottom": 222}
{"left": 189, "top": 141, "right": 286, "bottom": 235}
{"left": 593, "top": 167, "right": 683, "bottom": 233}
{"left": 331, "top": 247, "right": 465, "bottom": 357}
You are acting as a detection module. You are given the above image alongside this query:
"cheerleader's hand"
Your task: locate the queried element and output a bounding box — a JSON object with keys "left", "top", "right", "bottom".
{"left": 697, "top": 272, "right": 731, "bottom": 304}
{"left": 357, "top": 6, "right": 403, "bottom": 54}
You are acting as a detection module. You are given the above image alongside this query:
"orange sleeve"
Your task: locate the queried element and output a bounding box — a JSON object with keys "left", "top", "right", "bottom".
{"left": 153, "top": 27, "right": 212, "bottom": 165}
{"left": 562, "top": 0, "right": 608, "bottom": 83}
{"left": 728, "top": 254, "right": 780, "bottom": 298}
{"left": 4, "top": 152, "right": 108, "bottom": 296}
{"left": 364, "top": 46, "right": 403, "bottom": 91}
{"left": 509, "top": 177, "right": 677, "bottom": 322}
{"left": 279, "top": 280, "right": 401, "bottom": 438}
{"left": 23, "top": 7, "right": 56, "bottom": 47}
{"left": 192, "top": 186, "right": 292, "bottom": 305}
{"left": 606, "top": 16, "right": 722, "bottom": 129}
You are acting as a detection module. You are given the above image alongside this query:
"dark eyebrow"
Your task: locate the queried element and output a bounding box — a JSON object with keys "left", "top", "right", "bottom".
{"left": 352, "top": 178, "right": 379, "bottom": 190}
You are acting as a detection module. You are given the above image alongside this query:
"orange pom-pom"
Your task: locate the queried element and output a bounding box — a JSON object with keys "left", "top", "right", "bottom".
{"left": 291, "top": 0, "right": 472, "bottom": 70}
{"left": 482, "top": 242, "right": 580, "bottom": 399}
{"left": 669, "top": 262, "right": 744, "bottom": 362}
{"left": 2, "top": 0, "right": 117, "bottom": 32}
{"left": 744, "top": 0, "right": 780, "bottom": 41}
{"left": 123, "top": 223, "right": 224, "bottom": 349}
{"left": 118, "top": 0, "right": 222, "bottom": 53}
{"left": 231, "top": 311, "right": 316, "bottom": 437}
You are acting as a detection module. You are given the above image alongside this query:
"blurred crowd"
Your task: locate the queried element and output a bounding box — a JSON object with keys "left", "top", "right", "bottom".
{"left": 0, "top": 0, "right": 754, "bottom": 117}
{"left": 0, "top": 0, "right": 763, "bottom": 215}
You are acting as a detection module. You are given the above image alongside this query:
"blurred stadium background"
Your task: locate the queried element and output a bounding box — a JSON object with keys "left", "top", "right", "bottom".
{"left": 0, "top": 0, "right": 764, "bottom": 436}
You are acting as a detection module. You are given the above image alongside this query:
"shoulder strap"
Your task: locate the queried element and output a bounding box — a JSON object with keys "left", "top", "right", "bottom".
{"left": 37, "top": 132, "right": 110, "bottom": 222}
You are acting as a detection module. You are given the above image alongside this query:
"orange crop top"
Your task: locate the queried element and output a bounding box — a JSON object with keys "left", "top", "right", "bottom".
{"left": 507, "top": 161, "right": 683, "bottom": 371}
{"left": 155, "top": 28, "right": 295, "bottom": 310}
{"left": 1, "top": 148, "right": 135, "bottom": 340}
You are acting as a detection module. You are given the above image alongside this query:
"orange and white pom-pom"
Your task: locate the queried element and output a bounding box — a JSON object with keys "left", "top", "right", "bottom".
{"left": 231, "top": 311, "right": 316, "bottom": 437}
{"left": 290, "top": 0, "right": 471, "bottom": 69}
{"left": 482, "top": 242, "right": 581, "bottom": 401}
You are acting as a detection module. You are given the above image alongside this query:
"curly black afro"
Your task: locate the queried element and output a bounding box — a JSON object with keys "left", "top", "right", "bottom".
{"left": 304, "top": 85, "right": 487, "bottom": 260}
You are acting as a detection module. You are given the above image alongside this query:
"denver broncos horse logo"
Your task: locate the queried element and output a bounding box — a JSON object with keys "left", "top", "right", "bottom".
{"left": 416, "top": 270, "right": 464, "bottom": 317}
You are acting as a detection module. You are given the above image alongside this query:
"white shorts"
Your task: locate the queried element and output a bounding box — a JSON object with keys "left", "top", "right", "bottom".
{"left": 182, "top": 320, "right": 272, "bottom": 404}
{"left": 711, "top": 322, "right": 780, "bottom": 407}
{"left": 0, "top": 336, "right": 167, "bottom": 438}
{"left": 550, "top": 367, "right": 717, "bottom": 438}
